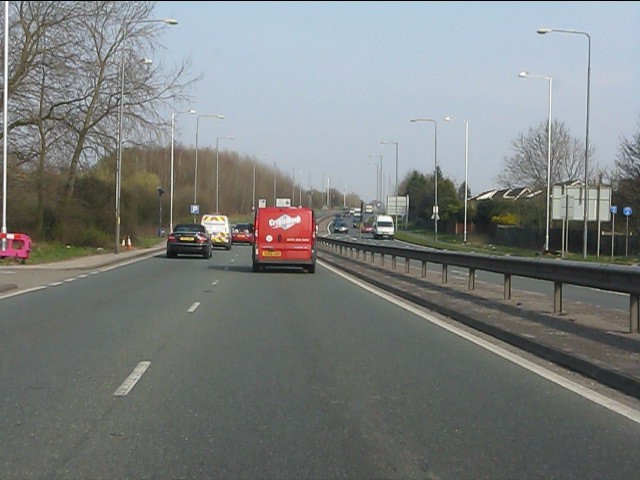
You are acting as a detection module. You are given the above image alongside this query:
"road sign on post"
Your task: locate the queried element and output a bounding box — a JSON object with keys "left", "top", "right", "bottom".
{"left": 610, "top": 205, "right": 617, "bottom": 258}
{"left": 623, "top": 206, "right": 632, "bottom": 256}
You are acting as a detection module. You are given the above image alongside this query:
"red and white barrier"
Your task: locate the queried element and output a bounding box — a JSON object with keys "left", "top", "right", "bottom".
{"left": 0, "top": 232, "right": 32, "bottom": 263}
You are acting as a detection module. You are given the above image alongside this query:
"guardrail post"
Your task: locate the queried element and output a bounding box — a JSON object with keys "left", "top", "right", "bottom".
{"left": 371, "top": 252, "right": 375, "bottom": 264}
{"left": 421, "top": 261, "right": 427, "bottom": 278}
{"left": 442, "top": 264, "right": 448, "bottom": 284}
{"left": 392, "top": 255, "right": 396, "bottom": 269}
{"left": 553, "top": 281, "right": 563, "bottom": 314}
{"left": 381, "top": 254, "right": 385, "bottom": 267}
{"left": 405, "top": 257, "right": 410, "bottom": 273}
{"left": 468, "top": 268, "right": 475, "bottom": 290}
{"left": 504, "top": 274, "right": 512, "bottom": 300}
{"left": 630, "top": 294, "right": 639, "bottom": 333}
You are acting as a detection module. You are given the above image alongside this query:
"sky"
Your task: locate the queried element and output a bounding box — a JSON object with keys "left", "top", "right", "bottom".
{"left": 151, "top": 1, "right": 640, "bottom": 203}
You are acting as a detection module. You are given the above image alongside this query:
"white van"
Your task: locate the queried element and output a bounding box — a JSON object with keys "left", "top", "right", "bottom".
{"left": 200, "top": 214, "right": 232, "bottom": 250}
{"left": 372, "top": 214, "right": 395, "bottom": 240}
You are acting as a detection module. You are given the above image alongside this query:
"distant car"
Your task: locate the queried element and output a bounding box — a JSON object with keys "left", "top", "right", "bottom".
{"left": 232, "top": 223, "right": 255, "bottom": 244}
{"left": 333, "top": 219, "right": 349, "bottom": 234}
{"left": 166, "top": 223, "right": 212, "bottom": 259}
{"left": 360, "top": 222, "right": 374, "bottom": 234}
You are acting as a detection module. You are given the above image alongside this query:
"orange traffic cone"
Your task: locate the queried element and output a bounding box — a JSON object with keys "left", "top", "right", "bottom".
{"left": 126, "top": 235, "right": 132, "bottom": 250}
{"left": 121, "top": 236, "right": 126, "bottom": 247}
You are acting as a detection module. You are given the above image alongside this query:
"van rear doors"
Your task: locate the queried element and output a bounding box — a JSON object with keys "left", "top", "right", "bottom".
{"left": 252, "top": 207, "right": 316, "bottom": 273}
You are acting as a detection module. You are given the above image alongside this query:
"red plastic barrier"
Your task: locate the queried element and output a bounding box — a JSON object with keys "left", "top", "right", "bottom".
{"left": 0, "top": 232, "right": 32, "bottom": 263}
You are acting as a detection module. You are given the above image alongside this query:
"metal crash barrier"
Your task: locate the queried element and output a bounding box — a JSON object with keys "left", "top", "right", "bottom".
{"left": 0, "top": 232, "right": 32, "bottom": 263}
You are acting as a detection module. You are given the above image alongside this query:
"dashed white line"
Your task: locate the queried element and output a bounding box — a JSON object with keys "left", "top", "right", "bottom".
{"left": 187, "top": 302, "right": 200, "bottom": 313}
{"left": 212, "top": 280, "right": 219, "bottom": 286}
{"left": 113, "top": 361, "right": 151, "bottom": 397}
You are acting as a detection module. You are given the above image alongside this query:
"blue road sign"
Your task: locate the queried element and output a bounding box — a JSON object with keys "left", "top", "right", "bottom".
{"left": 623, "top": 206, "right": 632, "bottom": 217}
{"left": 610, "top": 205, "right": 618, "bottom": 215}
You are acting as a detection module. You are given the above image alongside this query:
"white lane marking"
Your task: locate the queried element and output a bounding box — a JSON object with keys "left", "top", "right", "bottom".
{"left": 63, "top": 278, "right": 77, "bottom": 283}
{"left": 319, "top": 259, "right": 640, "bottom": 425}
{"left": 212, "top": 280, "right": 219, "bottom": 286}
{"left": 187, "top": 302, "right": 200, "bottom": 313}
{"left": 113, "top": 361, "right": 151, "bottom": 397}
{"left": 49, "top": 282, "right": 64, "bottom": 286}
{"left": 78, "top": 274, "right": 88, "bottom": 279}
{"left": 0, "top": 285, "right": 48, "bottom": 299}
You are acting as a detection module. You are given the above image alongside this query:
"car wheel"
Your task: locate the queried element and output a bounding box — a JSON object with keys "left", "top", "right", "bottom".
{"left": 307, "top": 263, "right": 316, "bottom": 274}
{"left": 252, "top": 261, "right": 259, "bottom": 272}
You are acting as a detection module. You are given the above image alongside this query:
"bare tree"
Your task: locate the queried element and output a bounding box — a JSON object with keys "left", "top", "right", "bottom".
{"left": 498, "top": 120, "right": 594, "bottom": 189}
{"left": 613, "top": 118, "right": 640, "bottom": 231}
{"left": 1, "top": 1, "right": 198, "bottom": 239}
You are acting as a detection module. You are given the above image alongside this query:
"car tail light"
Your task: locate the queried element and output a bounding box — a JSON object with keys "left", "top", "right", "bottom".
{"left": 167, "top": 234, "right": 177, "bottom": 243}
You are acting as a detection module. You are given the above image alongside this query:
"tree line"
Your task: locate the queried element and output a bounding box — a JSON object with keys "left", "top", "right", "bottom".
{"left": 398, "top": 118, "right": 640, "bottom": 248}
{"left": 1, "top": 1, "right": 638, "bottom": 251}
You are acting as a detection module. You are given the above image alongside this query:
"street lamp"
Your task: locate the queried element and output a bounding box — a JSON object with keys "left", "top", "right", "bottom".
{"left": 538, "top": 26, "right": 591, "bottom": 259}
{"left": 366, "top": 158, "right": 379, "bottom": 202}
{"left": 115, "top": 17, "right": 177, "bottom": 254}
{"left": 409, "top": 118, "right": 440, "bottom": 242}
{"left": 2, "top": 1, "right": 8, "bottom": 248}
{"left": 252, "top": 155, "right": 256, "bottom": 212}
{"left": 519, "top": 70, "right": 553, "bottom": 252}
{"left": 170, "top": 108, "right": 196, "bottom": 232}
{"left": 194, "top": 114, "right": 224, "bottom": 220}
{"left": 215, "top": 135, "right": 234, "bottom": 213}
{"left": 380, "top": 141, "right": 399, "bottom": 228}
{"left": 273, "top": 162, "right": 277, "bottom": 205}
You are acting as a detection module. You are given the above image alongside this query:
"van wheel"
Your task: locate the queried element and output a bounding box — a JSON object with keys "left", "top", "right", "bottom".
{"left": 252, "top": 262, "right": 259, "bottom": 272}
{"left": 307, "top": 264, "right": 316, "bottom": 274}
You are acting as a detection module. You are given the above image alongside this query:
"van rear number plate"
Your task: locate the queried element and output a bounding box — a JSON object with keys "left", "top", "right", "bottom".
{"left": 263, "top": 251, "right": 281, "bottom": 257}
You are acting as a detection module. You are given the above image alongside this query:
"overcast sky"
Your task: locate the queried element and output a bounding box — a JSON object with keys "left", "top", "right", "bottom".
{"left": 152, "top": 1, "right": 640, "bottom": 202}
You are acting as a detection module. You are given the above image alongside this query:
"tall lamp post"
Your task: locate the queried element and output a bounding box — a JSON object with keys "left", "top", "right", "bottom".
{"left": 252, "top": 155, "right": 256, "bottom": 213}
{"left": 368, "top": 154, "right": 383, "bottom": 201}
{"left": 380, "top": 141, "right": 398, "bottom": 228}
{"left": 215, "top": 135, "right": 234, "bottom": 213}
{"left": 519, "top": 71, "right": 553, "bottom": 252}
{"left": 366, "top": 158, "right": 379, "bottom": 203}
{"left": 115, "top": 16, "right": 177, "bottom": 254}
{"left": 463, "top": 119, "right": 469, "bottom": 244}
{"left": 538, "top": 26, "right": 591, "bottom": 259}
{"left": 273, "top": 162, "right": 277, "bottom": 205}
{"left": 2, "top": 1, "right": 8, "bottom": 249}
{"left": 410, "top": 118, "right": 440, "bottom": 242}
{"left": 170, "top": 109, "right": 196, "bottom": 232}
{"left": 194, "top": 114, "right": 224, "bottom": 220}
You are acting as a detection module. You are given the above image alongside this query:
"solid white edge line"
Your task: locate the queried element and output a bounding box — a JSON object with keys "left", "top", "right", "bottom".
{"left": 113, "top": 361, "right": 151, "bottom": 397}
{"left": 187, "top": 302, "right": 200, "bottom": 313}
{"left": 318, "top": 258, "right": 640, "bottom": 425}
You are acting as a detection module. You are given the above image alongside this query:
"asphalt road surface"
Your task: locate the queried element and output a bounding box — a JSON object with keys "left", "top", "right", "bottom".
{"left": 2, "top": 245, "right": 640, "bottom": 479}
